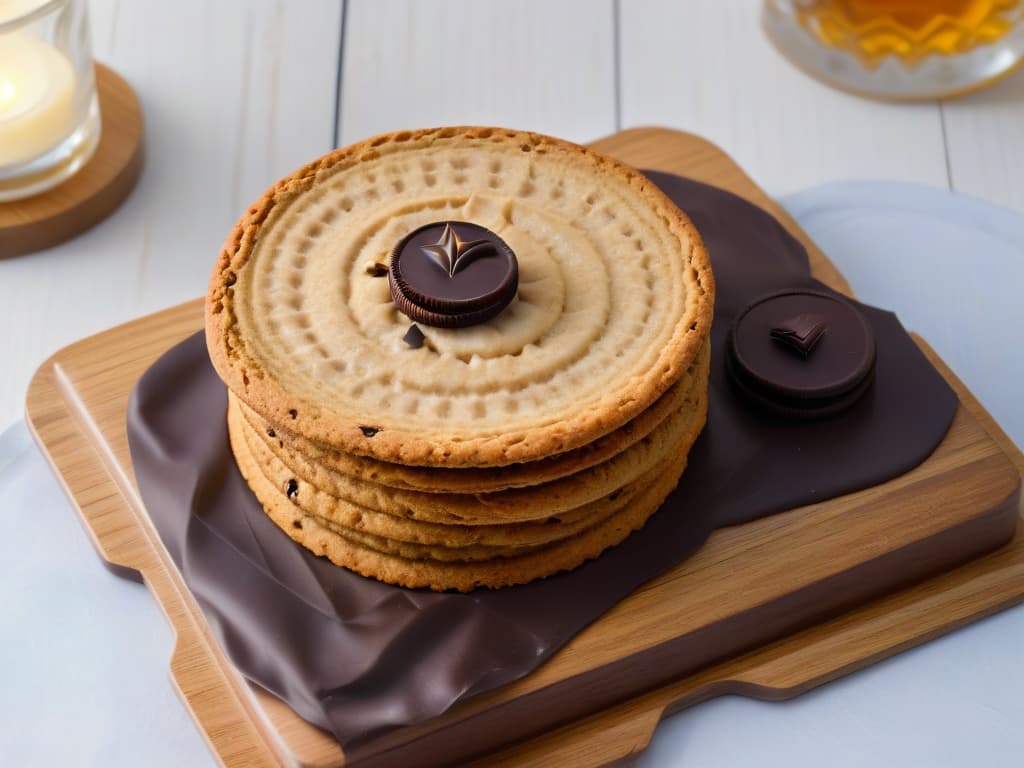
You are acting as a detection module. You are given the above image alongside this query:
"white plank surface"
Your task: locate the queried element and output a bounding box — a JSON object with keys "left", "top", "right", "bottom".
{"left": 0, "top": 0, "right": 342, "bottom": 427}
{"left": 337, "top": 0, "right": 617, "bottom": 145}
{"left": 618, "top": 0, "right": 951, "bottom": 196}
{"left": 5, "top": 0, "right": 1022, "bottom": 428}
{"left": 942, "top": 73, "right": 1024, "bottom": 212}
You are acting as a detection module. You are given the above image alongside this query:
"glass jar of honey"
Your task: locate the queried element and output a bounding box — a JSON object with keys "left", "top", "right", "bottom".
{"left": 763, "top": 0, "right": 1024, "bottom": 99}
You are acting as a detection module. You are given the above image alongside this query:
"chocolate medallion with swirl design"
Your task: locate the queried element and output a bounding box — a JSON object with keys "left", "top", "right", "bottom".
{"left": 388, "top": 221, "right": 518, "bottom": 328}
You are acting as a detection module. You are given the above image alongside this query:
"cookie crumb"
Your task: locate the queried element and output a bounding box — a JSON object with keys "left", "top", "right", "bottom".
{"left": 402, "top": 324, "right": 425, "bottom": 349}
{"left": 364, "top": 260, "right": 388, "bottom": 277}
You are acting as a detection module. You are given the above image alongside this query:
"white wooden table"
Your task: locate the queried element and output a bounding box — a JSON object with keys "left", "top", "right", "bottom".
{"left": 2, "top": 0, "right": 1023, "bottom": 428}
{"left": 1, "top": 2, "right": 1022, "bottom": 766}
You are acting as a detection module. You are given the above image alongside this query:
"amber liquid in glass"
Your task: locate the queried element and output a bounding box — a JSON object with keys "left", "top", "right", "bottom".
{"left": 795, "top": 0, "right": 1022, "bottom": 67}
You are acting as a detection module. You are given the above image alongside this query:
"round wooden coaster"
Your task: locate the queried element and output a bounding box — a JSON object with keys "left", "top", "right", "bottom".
{"left": 0, "top": 64, "right": 143, "bottom": 259}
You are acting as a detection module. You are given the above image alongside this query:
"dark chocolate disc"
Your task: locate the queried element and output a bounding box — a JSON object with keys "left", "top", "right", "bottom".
{"left": 388, "top": 221, "right": 518, "bottom": 328}
{"left": 727, "top": 289, "right": 876, "bottom": 419}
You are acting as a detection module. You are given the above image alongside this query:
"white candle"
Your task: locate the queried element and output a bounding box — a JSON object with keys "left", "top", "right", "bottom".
{"left": 0, "top": 30, "right": 77, "bottom": 167}
{"left": 0, "top": 0, "right": 51, "bottom": 25}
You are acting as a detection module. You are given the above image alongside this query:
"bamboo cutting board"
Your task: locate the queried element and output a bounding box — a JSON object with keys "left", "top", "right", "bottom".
{"left": 25, "top": 128, "right": 1024, "bottom": 768}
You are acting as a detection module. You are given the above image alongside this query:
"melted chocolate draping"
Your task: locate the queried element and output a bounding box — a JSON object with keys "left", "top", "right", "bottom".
{"left": 127, "top": 174, "right": 956, "bottom": 753}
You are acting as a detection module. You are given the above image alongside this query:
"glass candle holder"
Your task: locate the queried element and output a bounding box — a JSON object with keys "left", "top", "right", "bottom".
{"left": 763, "top": 0, "right": 1024, "bottom": 100}
{"left": 0, "top": 0, "right": 100, "bottom": 202}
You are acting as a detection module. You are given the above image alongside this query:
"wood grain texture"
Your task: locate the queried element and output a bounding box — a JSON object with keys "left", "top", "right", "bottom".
{"left": 0, "top": 65, "right": 143, "bottom": 260}
{"left": 0, "top": 0, "right": 342, "bottom": 429}
{"left": 337, "top": 0, "right": 616, "bottom": 145}
{"left": 25, "top": 128, "right": 1024, "bottom": 768}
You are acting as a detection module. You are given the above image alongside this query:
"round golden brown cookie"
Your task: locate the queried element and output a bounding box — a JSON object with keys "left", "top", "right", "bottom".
{"left": 299, "top": 434, "right": 692, "bottom": 565}
{"left": 245, "top": 340, "right": 710, "bottom": 494}
{"left": 231, "top": 397, "right": 662, "bottom": 549}
{"left": 231, "top": 412, "right": 695, "bottom": 591}
{"left": 206, "top": 126, "right": 714, "bottom": 467}
{"left": 235, "top": 385, "right": 708, "bottom": 525}
{"left": 312, "top": 515, "right": 551, "bottom": 563}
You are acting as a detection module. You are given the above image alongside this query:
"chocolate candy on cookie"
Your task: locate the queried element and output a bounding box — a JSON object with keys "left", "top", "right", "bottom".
{"left": 205, "top": 127, "right": 715, "bottom": 591}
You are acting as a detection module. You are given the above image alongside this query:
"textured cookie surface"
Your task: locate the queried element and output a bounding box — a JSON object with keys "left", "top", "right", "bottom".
{"left": 207, "top": 126, "right": 714, "bottom": 467}
{"left": 233, "top": 387, "right": 705, "bottom": 531}
{"left": 232, "top": 396, "right": 654, "bottom": 547}
{"left": 238, "top": 386, "right": 707, "bottom": 525}
{"left": 244, "top": 340, "right": 710, "bottom": 494}
{"left": 239, "top": 418, "right": 642, "bottom": 544}
{"left": 229, "top": 399, "right": 698, "bottom": 591}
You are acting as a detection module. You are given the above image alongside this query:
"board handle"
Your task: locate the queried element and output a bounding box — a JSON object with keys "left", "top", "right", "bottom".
{"left": 25, "top": 365, "right": 146, "bottom": 583}
{"left": 27, "top": 358, "right": 285, "bottom": 767}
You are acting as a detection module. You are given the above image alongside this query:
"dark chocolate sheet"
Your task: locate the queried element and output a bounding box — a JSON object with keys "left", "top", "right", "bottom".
{"left": 127, "top": 174, "right": 956, "bottom": 751}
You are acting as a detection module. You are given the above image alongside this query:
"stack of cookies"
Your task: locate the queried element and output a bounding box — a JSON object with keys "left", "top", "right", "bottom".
{"left": 206, "top": 127, "right": 714, "bottom": 591}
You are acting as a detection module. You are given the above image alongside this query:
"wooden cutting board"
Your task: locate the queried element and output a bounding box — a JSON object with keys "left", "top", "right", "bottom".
{"left": 25, "top": 128, "right": 1024, "bottom": 768}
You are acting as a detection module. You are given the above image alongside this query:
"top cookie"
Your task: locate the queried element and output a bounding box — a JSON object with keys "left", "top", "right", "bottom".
{"left": 206, "top": 127, "right": 714, "bottom": 467}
